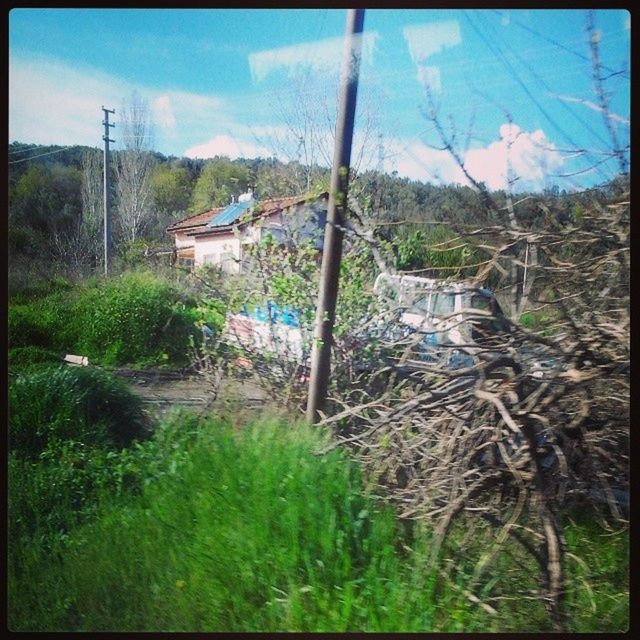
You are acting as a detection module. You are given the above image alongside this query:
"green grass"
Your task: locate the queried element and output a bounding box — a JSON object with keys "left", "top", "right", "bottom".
{"left": 8, "top": 270, "right": 214, "bottom": 368}
{"left": 9, "top": 364, "right": 150, "bottom": 459}
{"left": 8, "top": 411, "right": 629, "bottom": 632}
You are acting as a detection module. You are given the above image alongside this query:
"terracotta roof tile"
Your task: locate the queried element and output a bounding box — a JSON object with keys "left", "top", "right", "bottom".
{"left": 168, "top": 192, "right": 328, "bottom": 236}
{"left": 166, "top": 207, "right": 224, "bottom": 233}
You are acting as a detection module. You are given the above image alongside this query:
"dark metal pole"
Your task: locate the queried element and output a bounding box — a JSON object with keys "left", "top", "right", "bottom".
{"left": 102, "top": 106, "right": 115, "bottom": 275}
{"left": 306, "top": 9, "right": 365, "bottom": 424}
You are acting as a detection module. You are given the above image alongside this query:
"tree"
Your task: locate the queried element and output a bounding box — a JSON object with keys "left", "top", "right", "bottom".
{"left": 252, "top": 69, "right": 382, "bottom": 196}
{"left": 190, "top": 157, "right": 250, "bottom": 213}
{"left": 51, "top": 148, "right": 104, "bottom": 272}
{"left": 151, "top": 163, "right": 192, "bottom": 219}
{"left": 114, "top": 91, "right": 157, "bottom": 244}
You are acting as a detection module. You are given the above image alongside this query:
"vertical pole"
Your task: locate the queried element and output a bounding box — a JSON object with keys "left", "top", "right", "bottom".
{"left": 306, "top": 9, "right": 365, "bottom": 424}
{"left": 102, "top": 106, "right": 115, "bottom": 275}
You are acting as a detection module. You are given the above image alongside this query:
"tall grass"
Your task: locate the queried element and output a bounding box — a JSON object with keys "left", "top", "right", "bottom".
{"left": 9, "top": 364, "right": 150, "bottom": 458}
{"left": 8, "top": 270, "right": 210, "bottom": 369}
{"left": 8, "top": 411, "right": 628, "bottom": 632}
{"left": 8, "top": 416, "right": 439, "bottom": 631}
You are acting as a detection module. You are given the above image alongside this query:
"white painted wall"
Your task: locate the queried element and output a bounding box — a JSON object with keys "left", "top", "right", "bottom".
{"left": 193, "top": 232, "right": 242, "bottom": 272}
{"left": 174, "top": 231, "right": 195, "bottom": 249}
{"left": 177, "top": 197, "right": 328, "bottom": 270}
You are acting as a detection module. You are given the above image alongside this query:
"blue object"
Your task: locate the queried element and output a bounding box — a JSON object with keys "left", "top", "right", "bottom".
{"left": 241, "top": 302, "right": 301, "bottom": 327}
{"left": 207, "top": 200, "right": 253, "bottom": 228}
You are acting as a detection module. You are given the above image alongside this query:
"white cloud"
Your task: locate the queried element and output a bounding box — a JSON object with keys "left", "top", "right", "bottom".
{"left": 183, "top": 134, "right": 272, "bottom": 160}
{"left": 9, "top": 54, "right": 235, "bottom": 156}
{"left": 402, "top": 21, "right": 461, "bottom": 64}
{"left": 152, "top": 95, "right": 176, "bottom": 129}
{"left": 377, "top": 124, "right": 563, "bottom": 192}
{"left": 9, "top": 55, "right": 132, "bottom": 147}
{"left": 248, "top": 32, "right": 379, "bottom": 83}
{"left": 380, "top": 137, "right": 460, "bottom": 183}
{"left": 453, "top": 123, "right": 564, "bottom": 192}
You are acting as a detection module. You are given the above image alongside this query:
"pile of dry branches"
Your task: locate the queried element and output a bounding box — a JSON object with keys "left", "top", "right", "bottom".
{"left": 317, "top": 190, "right": 629, "bottom": 629}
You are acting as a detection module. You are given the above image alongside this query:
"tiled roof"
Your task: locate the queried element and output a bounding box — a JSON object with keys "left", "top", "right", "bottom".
{"left": 166, "top": 207, "right": 224, "bottom": 233}
{"left": 176, "top": 192, "right": 328, "bottom": 237}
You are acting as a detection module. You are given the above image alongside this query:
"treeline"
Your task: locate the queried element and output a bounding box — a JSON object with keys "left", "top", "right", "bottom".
{"left": 8, "top": 140, "right": 627, "bottom": 286}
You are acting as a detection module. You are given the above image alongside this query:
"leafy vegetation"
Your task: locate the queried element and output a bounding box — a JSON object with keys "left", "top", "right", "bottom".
{"left": 8, "top": 270, "right": 216, "bottom": 368}
{"left": 9, "top": 364, "right": 150, "bottom": 459}
{"left": 7, "top": 140, "right": 628, "bottom": 632}
{"left": 8, "top": 409, "right": 628, "bottom": 632}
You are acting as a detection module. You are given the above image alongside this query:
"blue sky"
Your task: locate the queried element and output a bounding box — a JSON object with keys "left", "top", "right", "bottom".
{"left": 9, "top": 8, "right": 630, "bottom": 192}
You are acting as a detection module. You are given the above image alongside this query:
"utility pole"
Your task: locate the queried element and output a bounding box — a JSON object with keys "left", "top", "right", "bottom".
{"left": 306, "top": 9, "right": 365, "bottom": 424}
{"left": 102, "top": 106, "right": 115, "bottom": 275}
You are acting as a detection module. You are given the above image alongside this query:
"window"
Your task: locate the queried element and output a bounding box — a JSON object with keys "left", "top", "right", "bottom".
{"left": 220, "top": 251, "right": 236, "bottom": 273}
{"left": 431, "top": 292, "right": 455, "bottom": 316}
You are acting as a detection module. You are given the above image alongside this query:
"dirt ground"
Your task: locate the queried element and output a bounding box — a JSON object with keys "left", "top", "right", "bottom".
{"left": 114, "top": 368, "right": 278, "bottom": 421}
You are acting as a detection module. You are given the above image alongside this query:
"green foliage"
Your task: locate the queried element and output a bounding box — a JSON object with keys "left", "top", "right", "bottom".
{"left": 190, "top": 158, "right": 251, "bottom": 213}
{"left": 8, "top": 271, "right": 215, "bottom": 368}
{"left": 10, "top": 163, "right": 82, "bottom": 237}
{"left": 72, "top": 271, "right": 200, "bottom": 367}
{"left": 8, "top": 364, "right": 150, "bottom": 459}
{"left": 8, "top": 416, "right": 429, "bottom": 631}
{"left": 8, "top": 346, "right": 61, "bottom": 372}
{"left": 563, "top": 515, "right": 629, "bottom": 632}
{"left": 151, "top": 163, "right": 192, "bottom": 218}
{"left": 9, "top": 275, "right": 74, "bottom": 304}
{"left": 7, "top": 410, "right": 629, "bottom": 632}
{"left": 8, "top": 291, "right": 78, "bottom": 352}
{"left": 394, "top": 225, "right": 476, "bottom": 275}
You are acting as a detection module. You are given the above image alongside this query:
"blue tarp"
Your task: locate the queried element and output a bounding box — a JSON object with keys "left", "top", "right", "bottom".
{"left": 241, "top": 302, "right": 301, "bottom": 327}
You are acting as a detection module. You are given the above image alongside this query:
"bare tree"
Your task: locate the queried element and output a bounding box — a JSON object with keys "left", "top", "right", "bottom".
{"left": 51, "top": 148, "right": 103, "bottom": 273}
{"left": 114, "top": 91, "right": 157, "bottom": 244}
{"left": 252, "top": 70, "right": 381, "bottom": 196}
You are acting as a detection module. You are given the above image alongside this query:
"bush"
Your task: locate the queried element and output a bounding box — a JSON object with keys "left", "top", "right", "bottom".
{"left": 8, "top": 292, "right": 79, "bottom": 352}
{"left": 72, "top": 271, "right": 204, "bottom": 367}
{"left": 9, "top": 275, "right": 74, "bottom": 304}
{"left": 8, "top": 346, "right": 61, "bottom": 372}
{"left": 9, "top": 364, "right": 150, "bottom": 459}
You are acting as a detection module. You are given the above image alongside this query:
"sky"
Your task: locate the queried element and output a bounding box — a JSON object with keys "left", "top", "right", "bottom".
{"left": 9, "top": 8, "right": 630, "bottom": 193}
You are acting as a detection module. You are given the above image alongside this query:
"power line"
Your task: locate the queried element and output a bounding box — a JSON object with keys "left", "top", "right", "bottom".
{"left": 9, "top": 144, "right": 43, "bottom": 155}
{"left": 491, "top": 9, "right": 629, "bottom": 81}
{"left": 476, "top": 12, "right": 612, "bottom": 150}
{"left": 8, "top": 146, "right": 74, "bottom": 164}
{"left": 463, "top": 11, "right": 613, "bottom": 184}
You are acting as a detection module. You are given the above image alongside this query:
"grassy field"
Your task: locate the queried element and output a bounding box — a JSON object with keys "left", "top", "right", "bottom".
{"left": 7, "top": 274, "right": 628, "bottom": 632}
{"left": 8, "top": 404, "right": 628, "bottom": 632}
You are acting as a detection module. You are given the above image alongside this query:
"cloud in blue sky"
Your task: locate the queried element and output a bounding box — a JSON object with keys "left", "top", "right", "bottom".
{"left": 454, "top": 123, "right": 564, "bottom": 192}
{"left": 4, "top": 51, "right": 574, "bottom": 191}
{"left": 183, "top": 134, "right": 272, "bottom": 160}
{"left": 248, "top": 33, "right": 379, "bottom": 83}
{"left": 9, "top": 55, "right": 131, "bottom": 147}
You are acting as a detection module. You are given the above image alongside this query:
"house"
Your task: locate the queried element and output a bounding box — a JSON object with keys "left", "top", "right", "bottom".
{"left": 166, "top": 190, "right": 329, "bottom": 271}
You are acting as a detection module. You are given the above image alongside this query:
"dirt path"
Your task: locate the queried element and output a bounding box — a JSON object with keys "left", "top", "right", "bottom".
{"left": 114, "top": 369, "right": 272, "bottom": 419}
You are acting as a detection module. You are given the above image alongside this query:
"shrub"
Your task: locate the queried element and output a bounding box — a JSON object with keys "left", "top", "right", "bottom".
{"left": 8, "top": 364, "right": 150, "bottom": 459}
{"left": 8, "top": 292, "right": 79, "bottom": 352}
{"left": 72, "top": 271, "right": 204, "bottom": 367}
{"left": 8, "top": 346, "right": 61, "bottom": 372}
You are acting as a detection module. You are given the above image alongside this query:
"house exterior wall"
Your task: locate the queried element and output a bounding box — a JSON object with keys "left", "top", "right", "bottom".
{"left": 172, "top": 196, "right": 328, "bottom": 271}
{"left": 175, "top": 231, "right": 195, "bottom": 249}
{"left": 251, "top": 200, "right": 327, "bottom": 248}
{"left": 193, "top": 232, "right": 242, "bottom": 273}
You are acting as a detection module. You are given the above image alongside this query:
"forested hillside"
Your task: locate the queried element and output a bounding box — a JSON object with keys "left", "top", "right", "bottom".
{"left": 8, "top": 140, "right": 625, "bottom": 292}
